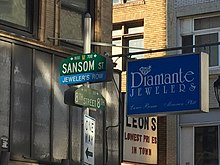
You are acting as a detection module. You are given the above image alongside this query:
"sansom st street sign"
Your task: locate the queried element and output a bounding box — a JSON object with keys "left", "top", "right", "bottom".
{"left": 60, "top": 52, "right": 113, "bottom": 85}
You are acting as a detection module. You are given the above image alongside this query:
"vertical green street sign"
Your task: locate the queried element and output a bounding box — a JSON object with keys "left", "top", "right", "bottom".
{"left": 64, "top": 86, "right": 106, "bottom": 111}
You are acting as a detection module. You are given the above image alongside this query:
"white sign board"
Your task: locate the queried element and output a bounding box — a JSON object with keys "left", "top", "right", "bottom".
{"left": 84, "top": 115, "right": 95, "bottom": 165}
{"left": 123, "top": 115, "right": 157, "bottom": 164}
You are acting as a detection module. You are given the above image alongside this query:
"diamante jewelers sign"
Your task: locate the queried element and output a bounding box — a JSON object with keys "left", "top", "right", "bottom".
{"left": 127, "top": 53, "right": 209, "bottom": 116}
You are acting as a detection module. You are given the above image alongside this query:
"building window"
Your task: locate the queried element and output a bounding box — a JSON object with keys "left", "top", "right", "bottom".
{"left": 10, "top": 44, "right": 72, "bottom": 163}
{"left": 60, "top": 0, "right": 94, "bottom": 49}
{"left": 194, "top": 126, "right": 218, "bottom": 165}
{"left": 0, "top": 0, "right": 38, "bottom": 37}
{"left": 112, "top": 20, "right": 144, "bottom": 70}
{"left": 113, "top": 0, "right": 121, "bottom": 4}
{"left": 180, "top": 15, "right": 220, "bottom": 67}
{"left": 113, "top": 0, "right": 137, "bottom": 5}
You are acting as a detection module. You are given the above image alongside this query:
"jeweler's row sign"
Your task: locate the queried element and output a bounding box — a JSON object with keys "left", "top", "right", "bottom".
{"left": 60, "top": 52, "right": 113, "bottom": 85}
{"left": 127, "top": 53, "right": 209, "bottom": 116}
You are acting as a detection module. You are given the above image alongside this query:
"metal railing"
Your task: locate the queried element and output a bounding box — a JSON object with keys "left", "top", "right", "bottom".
{"left": 110, "top": 42, "right": 220, "bottom": 58}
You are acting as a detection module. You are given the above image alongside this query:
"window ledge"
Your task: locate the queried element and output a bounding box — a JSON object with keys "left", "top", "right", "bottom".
{"left": 0, "top": 30, "right": 72, "bottom": 56}
{"left": 113, "top": 0, "right": 146, "bottom": 9}
{"left": 209, "top": 66, "right": 220, "bottom": 75}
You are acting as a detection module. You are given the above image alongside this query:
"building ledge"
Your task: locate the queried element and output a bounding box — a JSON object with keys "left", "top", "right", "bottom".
{"left": 113, "top": 0, "right": 146, "bottom": 9}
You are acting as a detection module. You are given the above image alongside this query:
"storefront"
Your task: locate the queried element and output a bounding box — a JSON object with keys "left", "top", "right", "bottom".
{"left": 0, "top": 36, "right": 120, "bottom": 165}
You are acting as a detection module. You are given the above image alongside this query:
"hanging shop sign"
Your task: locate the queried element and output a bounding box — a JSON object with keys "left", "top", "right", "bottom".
{"left": 123, "top": 115, "right": 157, "bottom": 164}
{"left": 127, "top": 53, "right": 209, "bottom": 116}
{"left": 60, "top": 52, "right": 113, "bottom": 85}
{"left": 64, "top": 86, "right": 106, "bottom": 111}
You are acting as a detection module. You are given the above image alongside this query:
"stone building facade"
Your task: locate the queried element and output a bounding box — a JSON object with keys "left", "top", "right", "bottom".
{"left": 0, "top": 1, "right": 120, "bottom": 165}
{"left": 167, "top": 0, "right": 220, "bottom": 165}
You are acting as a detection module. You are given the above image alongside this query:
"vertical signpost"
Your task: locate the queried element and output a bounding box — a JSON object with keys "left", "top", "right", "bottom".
{"left": 83, "top": 13, "right": 92, "bottom": 165}
{"left": 61, "top": 13, "right": 111, "bottom": 165}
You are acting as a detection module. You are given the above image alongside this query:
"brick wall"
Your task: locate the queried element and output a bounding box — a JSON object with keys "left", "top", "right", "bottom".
{"left": 95, "top": 0, "right": 113, "bottom": 55}
{"left": 158, "top": 116, "right": 167, "bottom": 165}
{"left": 113, "top": 0, "right": 166, "bottom": 58}
{"left": 113, "top": 1, "right": 167, "bottom": 164}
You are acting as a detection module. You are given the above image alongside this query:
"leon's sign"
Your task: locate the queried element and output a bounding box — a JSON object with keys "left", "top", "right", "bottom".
{"left": 127, "top": 53, "right": 209, "bottom": 116}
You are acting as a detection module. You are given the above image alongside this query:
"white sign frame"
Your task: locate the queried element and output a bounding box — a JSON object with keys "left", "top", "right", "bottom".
{"left": 84, "top": 115, "right": 95, "bottom": 165}
{"left": 123, "top": 113, "right": 157, "bottom": 164}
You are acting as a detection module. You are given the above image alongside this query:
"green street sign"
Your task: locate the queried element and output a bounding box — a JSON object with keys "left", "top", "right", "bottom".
{"left": 75, "top": 86, "right": 106, "bottom": 110}
{"left": 60, "top": 52, "right": 106, "bottom": 76}
{"left": 60, "top": 52, "right": 113, "bottom": 85}
{"left": 64, "top": 86, "right": 106, "bottom": 111}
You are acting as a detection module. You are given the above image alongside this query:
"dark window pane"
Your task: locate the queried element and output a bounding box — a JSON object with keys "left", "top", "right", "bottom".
{"left": 0, "top": 0, "right": 38, "bottom": 37}
{"left": 129, "top": 38, "right": 144, "bottom": 59}
{"left": 0, "top": 0, "right": 27, "bottom": 26}
{"left": 62, "top": 0, "right": 87, "bottom": 12}
{"left": 128, "top": 26, "right": 144, "bottom": 34}
{"left": 182, "top": 35, "right": 193, "bottom": 54}
{"left": 195, "top": 33, "right": 218, "bottom": 66}
{"left": 11, "top": 45, "right": 32, "bottom": 160}
{"left": 53, "top": 56, "right": 69, "bottom": 161}
{"left": 60, "top": 0, "right": 88, "bottom": 44}
{"left": 195, "top": 16, "right": 220, "bottom": 30}
{"left": 195, "top": 126, "right": 218, "bottom": 165}
{"left": 33, "top": 51, "right": 51, "bottom": 161}
{"left": 60, "top": 9, "right": 83, "bottom": 41}
{"left": 0, "top": 41, "right": 11, "bottom": 141}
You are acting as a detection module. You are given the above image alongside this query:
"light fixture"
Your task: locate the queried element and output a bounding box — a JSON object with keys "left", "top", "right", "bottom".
{"left": 214, "top": 76, "right": 220, "bottom": 107}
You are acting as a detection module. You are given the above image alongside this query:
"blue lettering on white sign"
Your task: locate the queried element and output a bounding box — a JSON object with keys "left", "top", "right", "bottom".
{"left": 60, "top": 71, "right": 106, "bottom": 84}
{"left": 127, "top": 53, "right": 202, "bottom": 115}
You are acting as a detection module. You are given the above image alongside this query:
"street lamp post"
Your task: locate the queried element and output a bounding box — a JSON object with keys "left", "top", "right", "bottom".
{"left": 81, "top": 13, "right": 91, "bottom": 165}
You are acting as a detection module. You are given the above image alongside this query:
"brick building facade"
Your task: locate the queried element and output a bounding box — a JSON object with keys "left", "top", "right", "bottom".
{"left": 113, "top": 0, "right": 166, "bottom": 58}
{"left": 113, "top": 0, "right": 167, "bottom": 164}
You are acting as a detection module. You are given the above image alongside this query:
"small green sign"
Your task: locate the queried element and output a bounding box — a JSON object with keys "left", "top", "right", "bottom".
{"left": 74, "top": 86, "right": 106, "bottom": 111}
{"left": 60, "top": 52, "right": 106, "bottom": 76}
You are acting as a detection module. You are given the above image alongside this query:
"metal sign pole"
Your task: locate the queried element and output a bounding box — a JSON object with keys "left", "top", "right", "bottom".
{"left": 81, "top": 13, "right": 91, "bottom": 165}
{"left": 83, "top": 13, "right": 91, "bottom": 54}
